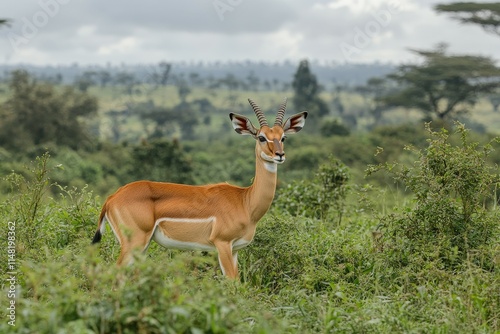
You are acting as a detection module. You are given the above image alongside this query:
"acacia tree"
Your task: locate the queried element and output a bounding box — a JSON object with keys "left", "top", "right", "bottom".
{"left": 380, "top": 45, "right": 500, "bottom": 121}
{"left": 435, "top": 2, "right": 500, "bottom": 36}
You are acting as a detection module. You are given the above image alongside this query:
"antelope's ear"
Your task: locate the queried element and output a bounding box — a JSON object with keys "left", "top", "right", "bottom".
{"left": 282, "top": 112, "right": 308, "bottom": 134}
{"left": 229, "top": 113, "right": 258, "bottom": 137}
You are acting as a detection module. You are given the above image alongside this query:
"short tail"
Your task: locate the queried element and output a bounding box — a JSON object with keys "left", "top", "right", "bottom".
{"left": 91, "top": 205, "right": 107, "bottom": 244}
{"left": 91, "top": 230, "right": 102, "bottom": 244}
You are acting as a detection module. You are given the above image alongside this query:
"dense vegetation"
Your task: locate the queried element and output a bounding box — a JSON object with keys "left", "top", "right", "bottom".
{"left": 0, "top": 57, "right": 499, "bottom": 332}
{"left": 0, "top": 123, "right": 499, "bottom": 333}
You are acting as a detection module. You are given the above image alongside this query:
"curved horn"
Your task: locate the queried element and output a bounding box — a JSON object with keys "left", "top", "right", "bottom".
{"left": 274, "top": 97, "right": 287, "bottom": 126}
{"left": 248, "top": 98, "right": 268, "bottom": 127}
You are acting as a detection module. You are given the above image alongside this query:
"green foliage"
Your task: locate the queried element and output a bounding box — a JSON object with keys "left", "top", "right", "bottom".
{"left": 0, "top": 70, "right": 98, "bottom": 150}
{"left": 1, "top": 153, "right": 53, "bottom": 260}
{"left": 0, "top": 153, "right": 100, "bottom": 264}
{"left": 276, "top": 157, "right": 350, "bottom": 223}
{"left": 319, "top": 119, "right": 350, "bottom": 137}
{"left": 368, "top": 122, "right": 500, "bottom": 270}
{"left": 240, "top": 211, "right": 499, "bottom": 333}
{"left": 2, "top": 251, "right": 273, "bottom": 334}
{"left": 0, "top": 138, "right": 499, "bottom": 333}
{"left": 131, "top": 139, "right": 194, "bottom": 184}
{"left": 240, "top": 214, "right": 372, "bottom": 294}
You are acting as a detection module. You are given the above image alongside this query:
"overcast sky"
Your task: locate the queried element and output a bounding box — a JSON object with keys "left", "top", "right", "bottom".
{"left": 1, "top": 0, "right": 499, "bottom": 66}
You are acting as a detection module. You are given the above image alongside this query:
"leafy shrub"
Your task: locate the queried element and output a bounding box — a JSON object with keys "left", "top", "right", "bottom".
{"left": 275, "top": 157, "right": 350, "bottom": 224}
{"left": 0, "top": 153, "right": 53, "bottom": 264}
{"left": 240, "top": 214, "right": 373, "bottom": 294}
{"left": 367, "top": 123, "right": 500, "bottom": 270}
{"left": 0, "top": 249, "right": 279, "bottom": 334}
{"left": 0, "top": 153, "right": 100, "bottom": 265}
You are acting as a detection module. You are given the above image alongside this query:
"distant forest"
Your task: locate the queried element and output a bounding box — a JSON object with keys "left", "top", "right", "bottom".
{"left": 0, "top": 60, "right": 395, "bottom": 89}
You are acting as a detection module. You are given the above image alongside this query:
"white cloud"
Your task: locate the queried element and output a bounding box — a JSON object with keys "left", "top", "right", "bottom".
{"left": 0, "top": 0, "right": 498, "bottom": 65}
{"left": 97, "top": 37, "right": 138, "bottom": 55}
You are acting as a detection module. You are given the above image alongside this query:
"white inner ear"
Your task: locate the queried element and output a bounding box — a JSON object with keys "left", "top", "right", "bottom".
{"left": 283, "top": 114, "right": 306, "bottom": 134}
{"left": 231, "top": 116, "right": 257, "bottom": 137}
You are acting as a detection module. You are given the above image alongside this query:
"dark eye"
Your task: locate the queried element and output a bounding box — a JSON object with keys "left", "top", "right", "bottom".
{"left": 281, "top": 136, "right": 286, "bottom": 143}
{"left": 258, "top": 136, "right": 266, "bottom": 143}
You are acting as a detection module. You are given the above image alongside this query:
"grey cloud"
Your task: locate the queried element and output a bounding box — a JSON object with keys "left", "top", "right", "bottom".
{"left": 0, "top": 0, "right": 498, "bottom": 65}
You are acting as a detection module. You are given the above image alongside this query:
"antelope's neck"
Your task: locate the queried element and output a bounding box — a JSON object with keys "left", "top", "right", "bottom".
{"left": 246, "top": 145, "right": 278, "bottom": 223}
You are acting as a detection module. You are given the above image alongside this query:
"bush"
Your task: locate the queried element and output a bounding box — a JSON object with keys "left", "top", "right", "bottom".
{"left": 240, "top": 214, "right": 373, "bottom": 294}
{"left": 275, "top": 157, "right": 350, "bottom": 224}
{"left": 0, "top": 248, "right": 281, "bottom": 334}
{"left": 367, "top": 122, "right": 500, "bottom": 270}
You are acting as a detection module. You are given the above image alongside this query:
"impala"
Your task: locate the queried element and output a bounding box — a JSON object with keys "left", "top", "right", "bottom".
{"left": 91, "top": 98, "right": 307, "bottom": 279}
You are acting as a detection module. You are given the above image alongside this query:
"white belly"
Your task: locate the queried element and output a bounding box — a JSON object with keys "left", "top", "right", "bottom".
{"left": 150, "top": 216, "right": 252, "bottom": 252}
{"left": 232, "top": 238, "right": 252, "bottom": 250}
{"left": 152, "top": 228, "right": 216, "bottom": 251}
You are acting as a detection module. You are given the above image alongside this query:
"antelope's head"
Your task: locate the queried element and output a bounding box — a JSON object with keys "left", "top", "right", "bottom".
{"left": 229, "top": 98, "right": 308, "bottom": 165}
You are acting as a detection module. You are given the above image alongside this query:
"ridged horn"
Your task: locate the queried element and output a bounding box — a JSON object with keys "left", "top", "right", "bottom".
{"left": 275, "top": 97, "right": 287, "bottom": 126}
{"left": 248, "top": 98, "right": 268, "bottom": 127}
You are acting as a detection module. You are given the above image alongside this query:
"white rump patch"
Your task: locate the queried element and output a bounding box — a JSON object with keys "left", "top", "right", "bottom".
{"left": 103, "top": 213, "right": 122, "bottom": 245}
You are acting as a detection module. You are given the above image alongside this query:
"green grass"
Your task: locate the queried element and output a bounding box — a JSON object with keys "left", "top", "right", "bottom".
{"left": 0, "top": 145, "right": 498, "bottom": 333}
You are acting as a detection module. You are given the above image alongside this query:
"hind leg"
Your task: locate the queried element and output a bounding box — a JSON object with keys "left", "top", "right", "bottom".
{"left": 116, "top": 230, "right": 152, "bottom": 266}
{"left": 105, "top": 208, "right": 155, "bottom": 266}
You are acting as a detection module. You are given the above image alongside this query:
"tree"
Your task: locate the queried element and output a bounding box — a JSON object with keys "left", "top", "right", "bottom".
{"left": 175, "top": 77, "right": 191, "bottom": 103}
{"left": 158, "top": 61, "right": 172, "bottom": 86}
{"left": 73, "top": 71, "right": 97, "bottom": 92}
{"left": 114, "top": 72, "right": 137, "bottom": 95}
{"left": 435, "top": 2, "right": 500, "bottom": 36}
{"left": 0, "top": 70, "right": 98, "bottom": 149}
{"left": 173, "top": 104, "right": 198, "bottom": 140}
{"left": 380, "top": 45, "right": 500, "bottom": 121}
{"left": 138, "top": 103, "right": 177, "bottom": 139}
{"left": 131, "top": 139, "right": 193, "bottom": 184}
{"left": 292, "top": 59, "right": 329, "bottom": 128}
{"left": 97, "top": 70, "right": 112, "bottom": 87}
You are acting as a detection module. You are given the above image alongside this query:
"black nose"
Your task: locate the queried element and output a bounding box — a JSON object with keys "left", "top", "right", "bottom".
{"left": 276, "top": 152, "right": 284, "bottom": 158}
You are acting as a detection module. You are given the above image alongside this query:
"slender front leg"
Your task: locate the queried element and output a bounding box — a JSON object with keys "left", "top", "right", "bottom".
{"left": 215, "top": 241, "right": 238, "bottom": 279}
